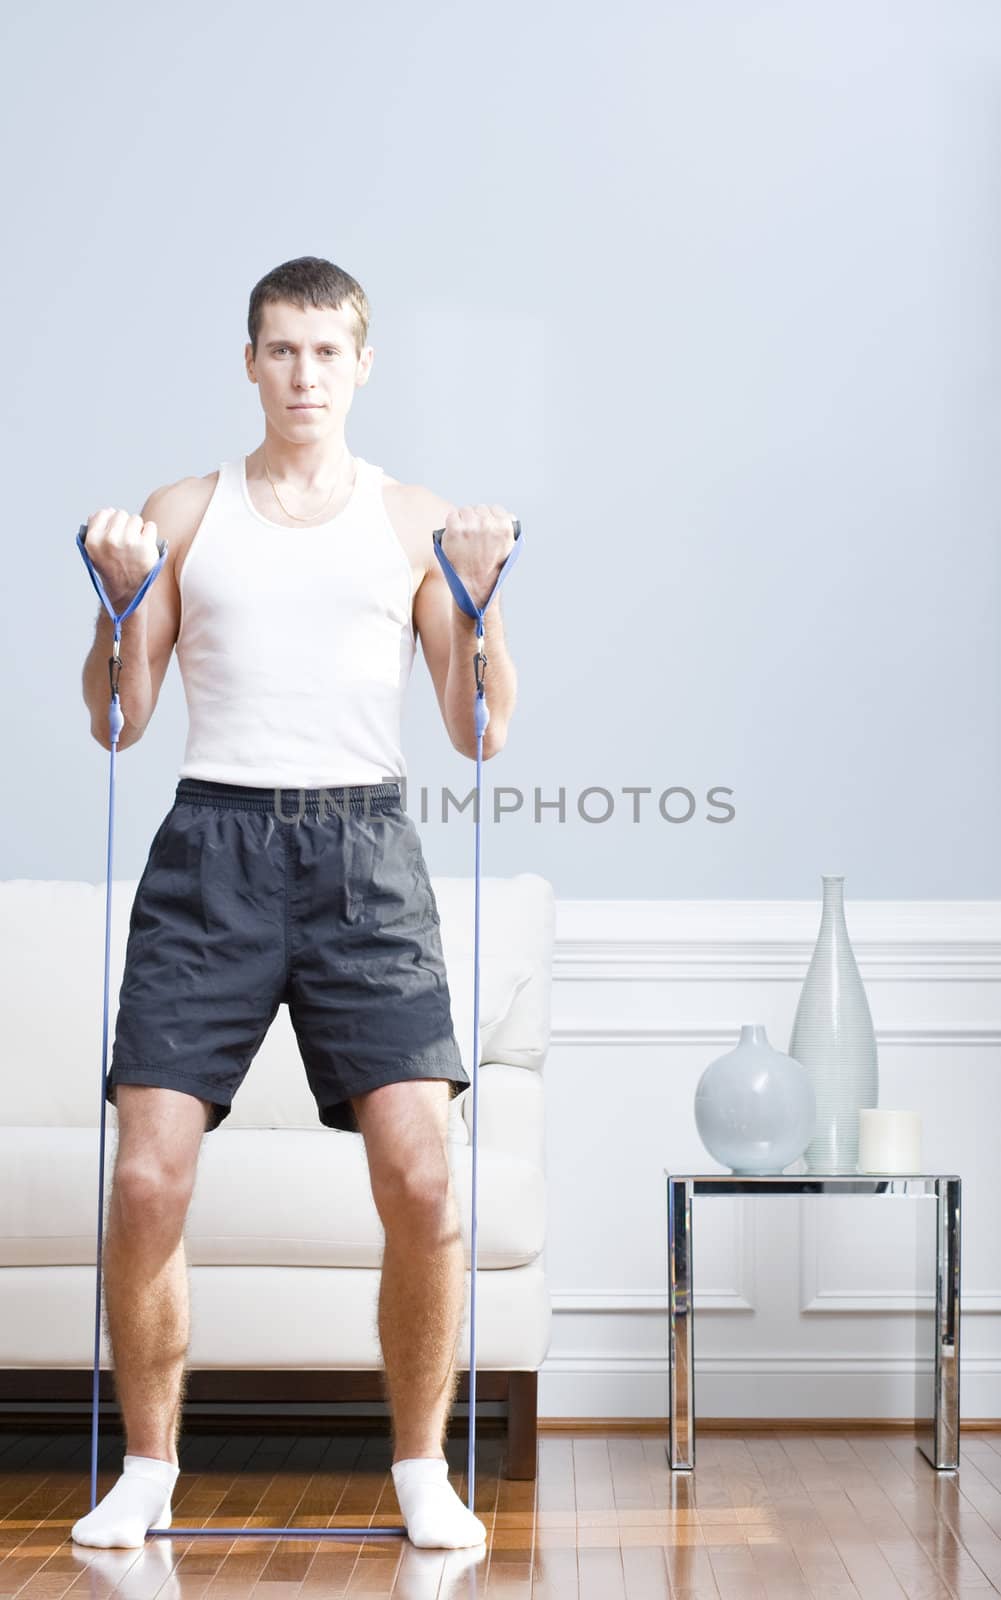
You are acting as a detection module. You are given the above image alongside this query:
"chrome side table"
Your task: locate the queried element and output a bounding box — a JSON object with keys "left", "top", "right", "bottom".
{"left": 665, "top": 1172, "right": 961, "bottom": 1472}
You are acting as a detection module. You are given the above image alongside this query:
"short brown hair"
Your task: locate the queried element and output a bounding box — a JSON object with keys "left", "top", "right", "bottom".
{"left": 247, "top": 256, "right": 370, "bottom": 360}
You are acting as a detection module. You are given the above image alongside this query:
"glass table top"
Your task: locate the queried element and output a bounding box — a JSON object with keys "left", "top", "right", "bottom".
{"left": 663, "top": 1170, "right": 958, "bottom": 1179}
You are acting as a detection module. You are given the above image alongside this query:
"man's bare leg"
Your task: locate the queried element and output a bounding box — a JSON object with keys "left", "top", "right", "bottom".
{"left": 353, "top": 1079, "right": 486, "bottom": 1548}
{"left": 377, "top": 1158, "right": 466, "bottom": 1462}
{"left": 103, "top": 1190, "right": 190, "bottom": 1466}
{"left": 72, "top": 1085, "right": 210, "bottom": 1548}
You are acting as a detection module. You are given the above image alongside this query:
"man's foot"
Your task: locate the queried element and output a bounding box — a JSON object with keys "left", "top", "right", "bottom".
{"left": 71, "top": 1455, "right": 179, "bottom": 1548}
{"left": 391, "top": 1456, "right": 487, "bottom": 1549}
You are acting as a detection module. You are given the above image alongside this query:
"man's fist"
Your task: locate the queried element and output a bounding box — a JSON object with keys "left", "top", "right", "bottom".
{"left": 84, "top": 508, "right": 161, "bottom": 612}
{"left": 440, "top": 504, "right": 517, "bottom": 610}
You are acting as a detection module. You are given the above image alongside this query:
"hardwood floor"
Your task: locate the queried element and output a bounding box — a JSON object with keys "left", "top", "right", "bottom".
{"left": 1, "top": 1426, "right": 1000, "bottom": 1597}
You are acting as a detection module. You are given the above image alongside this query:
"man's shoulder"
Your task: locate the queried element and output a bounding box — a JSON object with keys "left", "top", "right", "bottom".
{"left": 379, "top": 475, "right": 457, "bottom": 592}
{"left": 143, "top": 468, "right": 219, "bottom": 519}
{"left": 380, "top": 471, "right": 455, "bottom": 527}
{"left": 141, "top": 470, "right": 220, "bottom": 562}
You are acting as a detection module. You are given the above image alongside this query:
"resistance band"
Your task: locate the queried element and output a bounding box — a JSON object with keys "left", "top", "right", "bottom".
{"left": 77, "top": 510, "right": 522, "bottom": 1542}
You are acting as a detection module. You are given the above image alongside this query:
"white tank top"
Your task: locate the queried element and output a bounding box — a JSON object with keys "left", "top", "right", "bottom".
{"left": 175, "top": 454, "right": 417, "bottom": 787}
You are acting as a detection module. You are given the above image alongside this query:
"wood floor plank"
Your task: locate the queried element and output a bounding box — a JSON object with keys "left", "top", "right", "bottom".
{"left": 0, "top": 1435, "right": 123, "bottom": 1597}
{"left": 609, "top": 1438, "right": 660, "bottom": 1513}
{"left": 885, "top": 1434, "right": 1001, "bottom": 1593}
{"left": 743, "top": 1434, "right": 861, "bottom": 1600}
{"left": 167, "top": 1429, "right": 281, "bottom": 1588}
{"left": 831, "top": 1433, "right": 955, "bottom": 1599}
{"left": 848, "top": 1433, "right": 996, "bottom": 1598}
{"left": 2, "top": 1428, "right": 1001, "bottom": 1597}
{"left": 620, "top": 1546, "right": 673, "bottom": 1600}
{"left": 47, "top": 1434, "right": 234, "bottom": 1600}
{"left": 799, "top": 1472, "right": 921, "bottom": 1598}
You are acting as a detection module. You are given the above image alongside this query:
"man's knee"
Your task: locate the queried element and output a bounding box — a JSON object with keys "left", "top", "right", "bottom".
{"left": 111, "top": 1084, "right": 206, "bottom": 1216}
{"left": 112, "top": 1159, "right": 196, "bottom": 1229}
{"left": 370, "top": 1151, "right": 454, "bottom": 1232}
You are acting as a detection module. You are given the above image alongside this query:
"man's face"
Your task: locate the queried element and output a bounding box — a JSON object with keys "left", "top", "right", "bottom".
{"left": 244, "top": 301, "right": 373, "bottom": 436}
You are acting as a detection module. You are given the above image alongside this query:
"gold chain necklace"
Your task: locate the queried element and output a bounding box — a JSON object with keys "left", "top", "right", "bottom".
{"left": 262, "top": 446, "right": 355, "bottom": 523}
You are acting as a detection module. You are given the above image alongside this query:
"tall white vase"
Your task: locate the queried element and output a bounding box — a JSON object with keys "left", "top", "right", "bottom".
{"left": 787, "top": 875, "right": 878, "bottom": 1173}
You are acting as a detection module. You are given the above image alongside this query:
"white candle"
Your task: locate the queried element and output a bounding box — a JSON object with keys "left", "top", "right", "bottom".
{"left": 857, "top": 1109, "right": 922, "bottom": 1173}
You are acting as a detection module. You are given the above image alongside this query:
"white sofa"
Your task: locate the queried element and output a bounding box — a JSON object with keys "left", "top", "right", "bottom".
{"left": 0, "top": 870, "right": 555, "bottom": 1478}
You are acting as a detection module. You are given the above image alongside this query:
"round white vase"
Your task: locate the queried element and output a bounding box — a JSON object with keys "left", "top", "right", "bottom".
{"left": 694, "top": 1023, "right": 817, "bottom": 1175}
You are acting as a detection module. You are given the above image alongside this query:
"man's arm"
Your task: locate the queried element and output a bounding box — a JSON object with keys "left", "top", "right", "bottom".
{"left": 412, "top": 491, "right": 518, "bottom": 760}
{"left": 80, "top": 483, "right": 185, "bottom": 751}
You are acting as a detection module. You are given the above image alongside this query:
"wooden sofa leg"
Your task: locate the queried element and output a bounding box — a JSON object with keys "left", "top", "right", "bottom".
{"left": 506, "top": 1370, "right": 538, "bottom": 1480}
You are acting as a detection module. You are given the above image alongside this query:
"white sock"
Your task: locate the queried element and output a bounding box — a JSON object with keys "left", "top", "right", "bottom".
{"left": 71, "top": 1454, "right": 179, "bottom": 1548}
{"left": 391, "top": 1456, "right": 487, "bottom": 1549}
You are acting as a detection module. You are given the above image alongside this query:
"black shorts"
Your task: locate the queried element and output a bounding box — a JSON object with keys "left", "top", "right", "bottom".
{"left": 107, "top": 778, "right": 469, "bottom": 1134}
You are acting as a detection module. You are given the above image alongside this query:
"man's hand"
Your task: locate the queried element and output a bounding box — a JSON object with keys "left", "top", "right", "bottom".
{"left": 440, "top": 504, "right": 517, "bottom": 611}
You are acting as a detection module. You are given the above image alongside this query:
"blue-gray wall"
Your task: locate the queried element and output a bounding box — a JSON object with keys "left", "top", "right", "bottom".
{"left": 3, "top": 0, "right": 997, "bottom": 897}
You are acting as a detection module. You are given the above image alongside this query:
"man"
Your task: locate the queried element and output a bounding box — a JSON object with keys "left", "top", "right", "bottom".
{"left": 72, "top": 255, "right": 518, "bottom": 1551}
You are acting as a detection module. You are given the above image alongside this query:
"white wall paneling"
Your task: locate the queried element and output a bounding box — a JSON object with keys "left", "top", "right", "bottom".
{"left": 539, "top": 899, "right": 1001, "bottom": 1421}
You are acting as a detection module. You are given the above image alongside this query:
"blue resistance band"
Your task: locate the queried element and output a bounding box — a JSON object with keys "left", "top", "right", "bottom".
{"left": 77, "top": 511, "right": 522, "bottom": 1543}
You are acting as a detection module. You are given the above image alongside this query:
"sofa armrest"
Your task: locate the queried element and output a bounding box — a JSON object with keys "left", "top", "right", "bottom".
{"left": 458, "top": 1062, "right": 545, "bottom": 1170}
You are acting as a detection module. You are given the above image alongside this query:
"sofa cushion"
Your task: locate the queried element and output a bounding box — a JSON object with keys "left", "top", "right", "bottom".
{"left": 0, "top": 1126, "right": 545, "bottom": 1271}
{"left": 0, "top": 1260, "right": 553, "bottom": 1370}
{"left": 0, "top": 873, "right": 555, "bottom": 1130}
